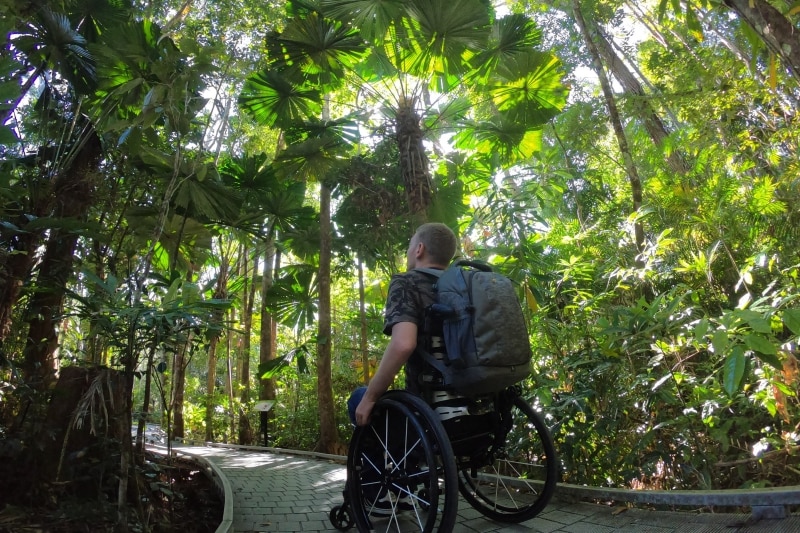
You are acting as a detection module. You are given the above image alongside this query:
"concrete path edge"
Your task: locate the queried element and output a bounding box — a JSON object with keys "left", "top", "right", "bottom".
{"left": 152, "top": 444, "right": 235, "bottom": 533}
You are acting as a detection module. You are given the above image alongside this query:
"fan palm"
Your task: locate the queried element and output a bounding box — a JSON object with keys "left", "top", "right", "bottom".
{"left": 239, "top": 0, "right": 568, "bottom": 222}
{"left": 4, "top": 5, "right": 96, "bottom": 124}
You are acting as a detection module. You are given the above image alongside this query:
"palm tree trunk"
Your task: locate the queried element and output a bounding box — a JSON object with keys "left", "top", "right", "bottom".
{"left": 22, "top": 127, "right": 102, "bottom": 390}
{"left": 396, "top": 97, "right": 432, "bottom": 224}
{"left": 205, "top": 335, "right": 219, "bottom": 442}
{"left": 134, "top": 341, "right": 157, "bottom": 455}
{"left": 225, "top": 315, "right": 236, "bottom": 442}
{"left": 238, "top": 246, "right": 258, "bottom": 444}
{"left": 241, "top": 246, "right": 257, "bottom": 400}
{"left": 171, "top": 268, "right": 195, "bottom": 440}
{"left": 171, "top": 333, "right": 190, "bottom": 439}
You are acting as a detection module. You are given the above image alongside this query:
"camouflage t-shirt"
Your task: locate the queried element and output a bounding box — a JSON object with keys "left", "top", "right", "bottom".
{"left": 382, "top": 269, "right": 441, "bottom": 394}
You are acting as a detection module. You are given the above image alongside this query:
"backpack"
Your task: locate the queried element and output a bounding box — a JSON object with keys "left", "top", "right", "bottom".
{"left": 416, "top": 260, "right": 532, "bottom": 395}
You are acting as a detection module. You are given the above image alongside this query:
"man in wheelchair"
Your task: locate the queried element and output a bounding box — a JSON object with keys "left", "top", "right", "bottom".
{"left": 351, "top": 222, "right": 458, "bottom": 427}
{"left": 335, "top": 223, "right": 557, "bottom": 532}
{"left": 347, "top": 223, "right": 457, "bottom": 515}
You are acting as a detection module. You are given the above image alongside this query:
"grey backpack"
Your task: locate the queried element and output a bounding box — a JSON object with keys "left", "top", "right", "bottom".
{"left": 417, "top": 260, "right": 532, "bottom": 395}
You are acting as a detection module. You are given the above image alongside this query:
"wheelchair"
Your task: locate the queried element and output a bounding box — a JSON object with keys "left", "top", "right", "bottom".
{"left": 329, "top": 381, "right": 558, "bottom": 532}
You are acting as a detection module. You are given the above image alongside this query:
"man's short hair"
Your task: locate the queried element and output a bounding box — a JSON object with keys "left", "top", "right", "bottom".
{"left": 415, "top": 223, "right": 457, "bottom": 266}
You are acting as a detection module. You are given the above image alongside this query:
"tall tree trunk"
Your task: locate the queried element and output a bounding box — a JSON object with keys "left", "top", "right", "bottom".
{"left": 134, "top": 341, "right": 158, "bottom": 455}
{"left": 205, "top": 336, "right": 220, "bottom": 442}
{"left": 0, "top": 230, "right": 40, "bottom": 342}
{"left": 171, "top": 268, "right": 195, "bottom": 440}
{"left": 205, "top": 255, "right": 229, "bottom": 442}
{"left": 396, "top": 96, "right": 432, "bottom": 225}
{"left": 116, "top": 305, "right": 140, "bottom": 532}
{"left": 695, "top": 10, "right": 754, "bottom": 72}
{"left": 586, "top": 18, "right": 689, "bottom": 175}
{"left": 225, "top": 310, "right": 236, "bottom": 442}
{"left": 171, "top": 333, "right": 191, "bottom": 439}
{"left": 722, "top": 0, "right": 800, "bottom": 85}
{"left": 242, "top": 246, "right": 257, "bottom": 393}
{"left": 316, "top": 181, "right": 338, "bottom": 454}
{"left": 573, "top": 0, "right": 645, "bottom": 256}
{"left": 22, "top": 127, "right": 102, "bottom": 390}
{"left": 238, "top": 246, "right": 258, "bottom": 444}
{"left": 259, "top": 239, "right": 277, "bottom": 446}
{"left": 357, "top": 256, "right": 370, "bottom": 384}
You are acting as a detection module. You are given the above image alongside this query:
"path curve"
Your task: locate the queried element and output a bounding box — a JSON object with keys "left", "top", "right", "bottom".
{"left": 169, "top": 443, "right": 800, "bottom": 533}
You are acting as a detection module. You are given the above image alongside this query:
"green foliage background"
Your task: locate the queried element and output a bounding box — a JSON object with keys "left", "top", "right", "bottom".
{"left": 1, "top": 3, "right": 799, "bottom": 522}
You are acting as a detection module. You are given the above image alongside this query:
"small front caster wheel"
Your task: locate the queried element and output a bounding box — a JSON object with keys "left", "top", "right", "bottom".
{"left": 330, "top": 504, "right": 354, "bottom": 531}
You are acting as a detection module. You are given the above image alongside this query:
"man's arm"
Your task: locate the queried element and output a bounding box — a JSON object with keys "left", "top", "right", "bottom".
{"left": 354, "top": 321, "right": 417, "bottom": 426}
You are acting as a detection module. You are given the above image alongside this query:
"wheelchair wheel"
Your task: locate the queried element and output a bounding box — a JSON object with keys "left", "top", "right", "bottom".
{"left": 458, "top": 390, "right": 558, "bottom": 523}
{"left": 347, "top": 391, "right": 459, "bottom": 533}
{"left": 330, "top": 504, "right": 354, "bottom": 531}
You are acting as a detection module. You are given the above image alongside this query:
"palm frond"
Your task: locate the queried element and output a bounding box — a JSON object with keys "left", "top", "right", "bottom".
{"left": 403, "top": 0, "right": 491, "bottom": 78}
{"left": 320, "top": 0, "right": 406, "bottom": 42}
{"left": 471, "top": 14, "right": 543, "bottom": 79}
{"left": 490, "top": 50, "right": 568, "bottom": 126}
{"left": 239, "top": 70, "right": 322, "bottom": 128}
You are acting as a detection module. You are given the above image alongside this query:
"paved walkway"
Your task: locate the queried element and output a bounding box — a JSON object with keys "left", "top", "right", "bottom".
{"left": 173, "top": 445, "right": 800, "bottom": 533}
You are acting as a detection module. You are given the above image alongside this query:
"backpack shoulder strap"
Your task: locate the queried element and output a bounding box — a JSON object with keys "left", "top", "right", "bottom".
{"left": 451, "top": 259, "right": 492, "bottom": 272}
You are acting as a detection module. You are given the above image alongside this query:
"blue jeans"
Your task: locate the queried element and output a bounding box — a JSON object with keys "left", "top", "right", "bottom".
{"left": 347, "top": 386, "right": 367, "bottom": 426}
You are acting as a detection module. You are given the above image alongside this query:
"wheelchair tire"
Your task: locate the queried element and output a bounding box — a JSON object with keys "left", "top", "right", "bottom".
{"left": 347, "top": 392, "right": 459, "bottom": 532}
{"left": 457, "top": 390, "right": 558, "bottom": 523}
{"left": 329, "top": 504, "right": 354, "bottom": 531}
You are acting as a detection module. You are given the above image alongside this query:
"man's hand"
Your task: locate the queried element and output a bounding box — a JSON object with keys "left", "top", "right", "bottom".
{"left": 354, "top": 396, "right": 375, "bottom": 426}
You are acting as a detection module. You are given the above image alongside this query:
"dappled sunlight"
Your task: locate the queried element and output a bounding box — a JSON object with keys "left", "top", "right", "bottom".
{"left": 220, "top": 453, "right": 293, "bottom": 469}
{"left": 174, "top": 445, "right": 348, "bottom": 490}
{"left": 317, "top": 465, "right": 348, "bottom": 486}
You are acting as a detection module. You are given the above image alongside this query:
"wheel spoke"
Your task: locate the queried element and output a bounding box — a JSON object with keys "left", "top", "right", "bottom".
{"left": 346, "top": 392, "right": 459, "bottom": 533}
{"left": 457, "top": 390, "right": 557, "bottom": 523}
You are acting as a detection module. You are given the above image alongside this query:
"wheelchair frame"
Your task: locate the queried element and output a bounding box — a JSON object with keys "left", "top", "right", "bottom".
{"left": 330, "top": 386, "right": 558, "bottom": 533}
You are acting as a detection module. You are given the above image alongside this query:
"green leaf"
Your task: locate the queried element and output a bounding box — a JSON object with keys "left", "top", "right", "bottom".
{"left": 711, "top": 329, "right": 728, "bottom": 355}
{"left": 0, "top": 81, "right": 20, "bottom": 103}
{"left": 403, "top": 0, "right": 491, "bottom": 78}
{"left": 783, "top": 309, "right": 800, "bottom": 335}
{"left": 723, "top": 346, "right": 746, "bottom": 397}
{"left": 490, "top": 50, "right": 567, "bottom": 126}
{"left": 742, "top": 314, "right": 771, "bottom": 334}
{"left": 320, "top": 0, "right": 406, "bottom": 43}
{"left": 273, "top": 13, "right": 367, "bottom": 86}
{"left": 693, "top": 318, "right": 709, "bottom": 342}
{"left": 743, "top": 334, "right": 782, "bottom": 369}
{"left": 743, "top": 333, "right": 776, "bottom": 355}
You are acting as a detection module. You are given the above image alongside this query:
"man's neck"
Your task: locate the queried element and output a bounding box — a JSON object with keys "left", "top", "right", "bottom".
{"left": 414, "top": 261, "right": 446, "bottom": 270}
